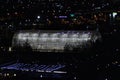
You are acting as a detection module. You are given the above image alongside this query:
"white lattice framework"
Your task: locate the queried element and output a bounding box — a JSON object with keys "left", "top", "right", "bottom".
{"left": 12, "top": 30, "right": 101, "bottom": 52}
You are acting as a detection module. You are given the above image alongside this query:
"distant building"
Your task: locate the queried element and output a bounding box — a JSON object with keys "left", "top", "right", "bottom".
{"left": 12, "top": 30, "right": 101, "bottom": 52}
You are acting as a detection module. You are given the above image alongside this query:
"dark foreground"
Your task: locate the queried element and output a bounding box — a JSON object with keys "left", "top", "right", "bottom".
{"left": 0, "top": 30, "right": 120, "bottom": 80}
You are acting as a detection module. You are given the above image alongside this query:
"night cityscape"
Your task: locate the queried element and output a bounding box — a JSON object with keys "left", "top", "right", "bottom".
{"left": 0, "top": 0, "right": 120, "bottom": 80}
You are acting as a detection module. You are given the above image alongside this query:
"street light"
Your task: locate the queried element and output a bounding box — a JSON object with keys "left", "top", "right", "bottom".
{"left": 37, "top": 16, "right": 41, "bottom": 19}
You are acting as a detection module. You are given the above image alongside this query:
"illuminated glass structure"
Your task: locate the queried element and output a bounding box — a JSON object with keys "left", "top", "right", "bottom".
{"left": 12, "top": 30, "right": 101, "bottom": 52}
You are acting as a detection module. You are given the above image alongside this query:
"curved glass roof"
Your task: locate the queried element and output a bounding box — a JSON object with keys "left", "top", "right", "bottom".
{"left": 12, "top": 30, "right": 101, "bottom": 52}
